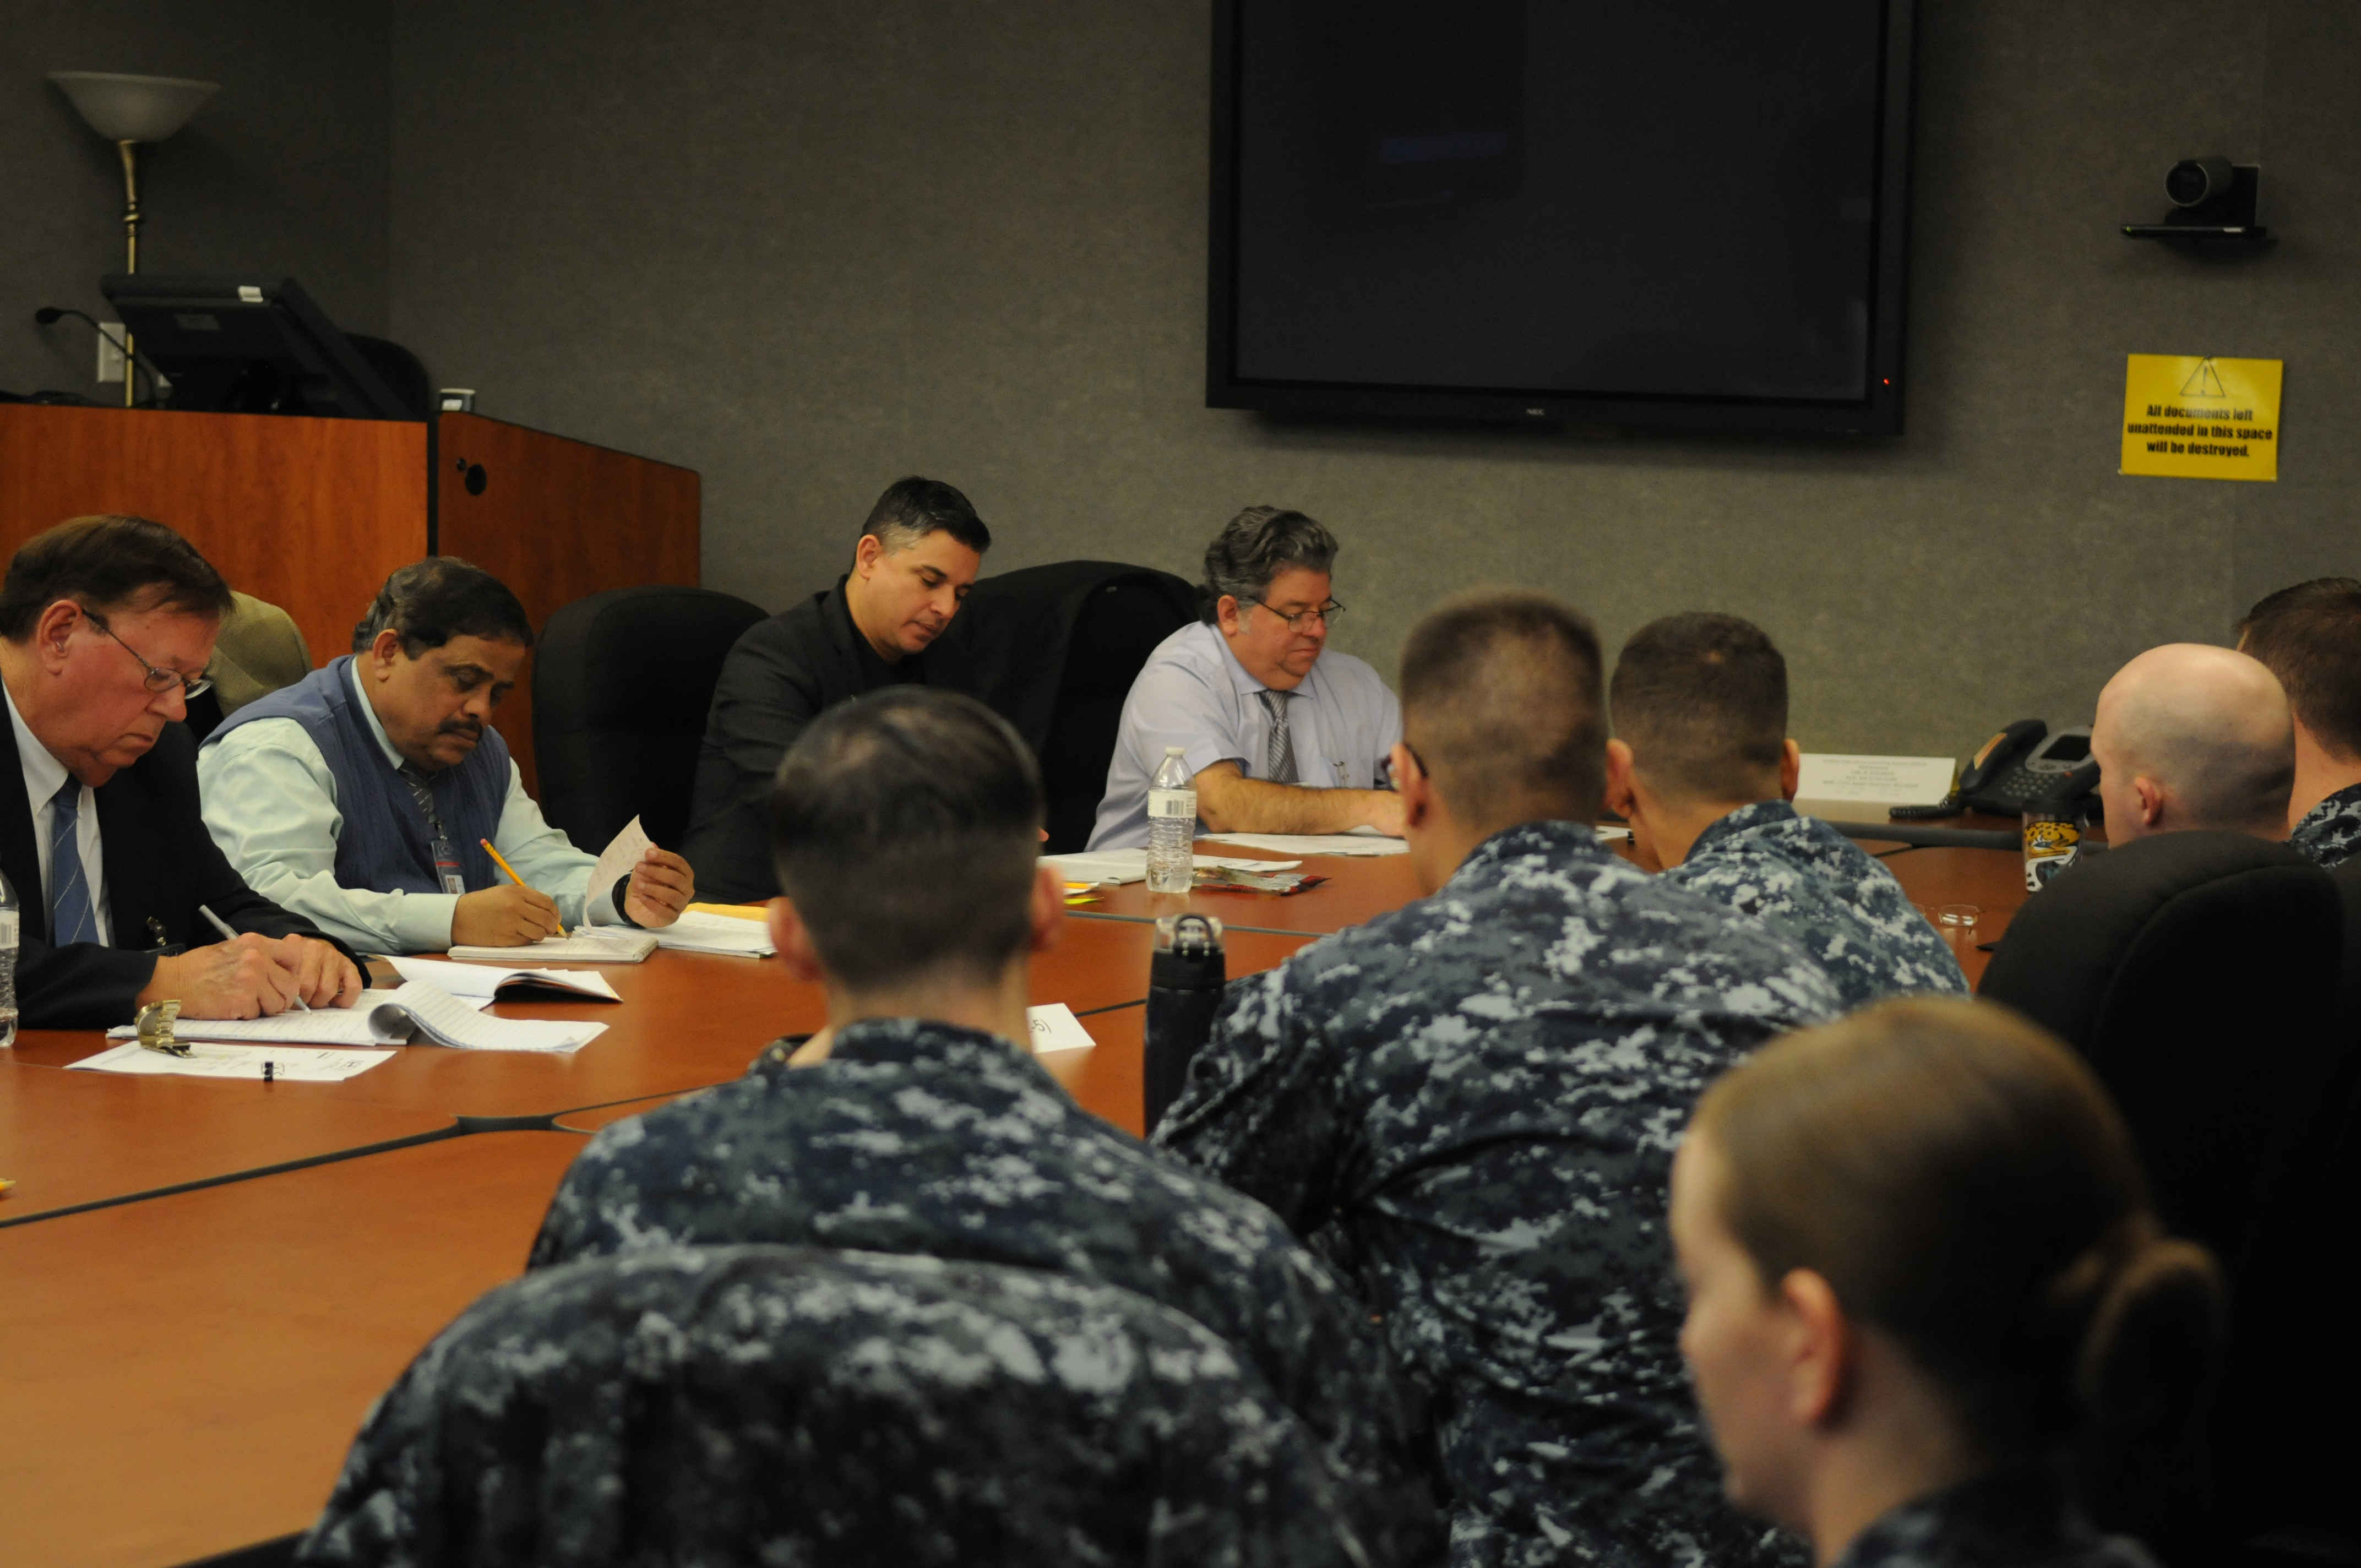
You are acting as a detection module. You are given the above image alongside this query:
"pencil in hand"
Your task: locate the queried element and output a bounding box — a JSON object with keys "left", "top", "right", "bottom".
{"left": 480, "top": 839, "right": 525, "bottom": 886}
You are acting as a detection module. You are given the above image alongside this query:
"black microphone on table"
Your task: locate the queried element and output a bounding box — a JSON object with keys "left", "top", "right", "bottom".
{"left": 1143, "top": 912, "right": 1227, "bottom": 1135}
{"left": 33, "top": 306, "right": 169, "bottom": 405}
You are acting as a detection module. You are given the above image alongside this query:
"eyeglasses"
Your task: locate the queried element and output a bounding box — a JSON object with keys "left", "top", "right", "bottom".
{"left": 1246, "top": 597, "right": 1345, "bottom": 634}
{"left": 84, "top": 609, "right": 214, "bottom": 700}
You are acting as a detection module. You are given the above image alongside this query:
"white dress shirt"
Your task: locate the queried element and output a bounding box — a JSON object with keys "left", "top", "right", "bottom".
{"left": 195, "top": 662, "right": 616, "bottom": 954}
{"left": 5, "top": 679, "right": 111, "bottom": 946}
{"left": 1087, "top": 620, "right": 1402, "bottom": 851}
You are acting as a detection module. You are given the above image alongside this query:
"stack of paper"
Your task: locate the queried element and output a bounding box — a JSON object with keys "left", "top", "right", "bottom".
{"left": 1043, "top": 850, "right": 1305, "bottom": 886}
{"left": 653, "top": 910, "right": 777, "bottom": 957}
{"left": 1197, "top": 833, "right": 1409, "bottom": 858}
{"left": 387, "top": 955, "right": 621, "bottom": 1001}
{"left": 449, "top": 925, "right": 658, "bottom": 963}
{"left": 103, "top": 982, "right": 608, "bottom": 1054}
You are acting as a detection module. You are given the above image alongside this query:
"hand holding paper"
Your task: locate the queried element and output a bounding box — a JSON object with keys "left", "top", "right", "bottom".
{"left": 589, "top": 815, "right": 695, "bottom": 929}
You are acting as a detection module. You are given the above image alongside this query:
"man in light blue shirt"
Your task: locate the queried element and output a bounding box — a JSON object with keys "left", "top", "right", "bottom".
{"left": 198, "top": 559, "right": 694, "bottom": 954}
{"left": 1089, "top": 508, "right": 1401, "bottom": 851}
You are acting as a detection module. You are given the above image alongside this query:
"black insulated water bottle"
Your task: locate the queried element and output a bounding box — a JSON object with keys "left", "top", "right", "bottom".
{"left": 1144, "top": 912, "right": 1225, "bottom": 1135}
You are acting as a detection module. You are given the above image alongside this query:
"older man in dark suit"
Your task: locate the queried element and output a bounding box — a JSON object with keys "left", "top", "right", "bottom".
{"left": 0, "top": 514, "right": 358, "bottom": 1027}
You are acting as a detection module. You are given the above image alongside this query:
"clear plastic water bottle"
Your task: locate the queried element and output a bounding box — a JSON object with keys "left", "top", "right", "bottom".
{"left": 1146, "top": 746, "right": 1197, "bottom": 894}
{"left": 0, "top": 869, "right": 18, "bottom": 1048}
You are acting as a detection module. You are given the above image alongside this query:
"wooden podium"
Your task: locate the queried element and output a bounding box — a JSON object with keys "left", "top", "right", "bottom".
{"left": 0, "top": 404, "right": 699, "bottom": 793}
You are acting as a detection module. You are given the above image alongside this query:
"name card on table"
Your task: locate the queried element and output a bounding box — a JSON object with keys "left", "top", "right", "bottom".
{"left": 1026, "top": 1003, "right": 1096, "bottom": 1054}
{"left": 1795, "top": 754, "right": 1956, "bottom": 806}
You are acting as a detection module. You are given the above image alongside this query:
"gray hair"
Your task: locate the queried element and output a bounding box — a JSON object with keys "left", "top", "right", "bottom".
{"left": 1200, "top": 506, "right": 1337, "bottom": 623}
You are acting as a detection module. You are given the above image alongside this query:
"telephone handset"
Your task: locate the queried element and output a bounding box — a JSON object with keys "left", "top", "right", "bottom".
{"left": 1892, "top": 720, "right": 2103, "bottom": 820}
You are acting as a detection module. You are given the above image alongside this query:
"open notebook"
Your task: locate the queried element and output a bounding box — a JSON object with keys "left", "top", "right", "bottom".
{"left": 386, "top": 955, "right": 621, "bottom": 1001}
{"left": 104, "top": 981, "right": 608, "bottom": 1054}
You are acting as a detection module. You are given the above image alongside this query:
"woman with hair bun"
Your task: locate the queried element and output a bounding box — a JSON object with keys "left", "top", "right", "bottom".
{"left": 1668, "top": 998, "right": 2226, "bottom": 1567}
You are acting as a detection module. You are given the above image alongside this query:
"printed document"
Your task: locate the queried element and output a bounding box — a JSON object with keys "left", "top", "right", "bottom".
{"left": 70, "top": 1042, "right": 395, "bottom": 1080}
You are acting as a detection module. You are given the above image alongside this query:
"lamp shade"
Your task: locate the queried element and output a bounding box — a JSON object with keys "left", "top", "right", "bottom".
{"left": 48, "top": 72, "right": 218, "bottom": 143}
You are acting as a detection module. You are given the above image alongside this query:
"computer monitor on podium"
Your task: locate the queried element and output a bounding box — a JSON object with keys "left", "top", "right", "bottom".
{"left": 101, "top": 274, "right": 415, "bottom": 421}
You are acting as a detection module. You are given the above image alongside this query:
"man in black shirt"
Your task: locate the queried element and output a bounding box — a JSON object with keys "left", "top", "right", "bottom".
{"left": 683, "top": 477, "right": 989, "bottom": 899}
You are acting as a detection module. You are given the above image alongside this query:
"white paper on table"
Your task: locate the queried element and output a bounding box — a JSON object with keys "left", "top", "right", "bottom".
{"left": 652, "top": 910, "right": 777, "bottom": 957}
{"left": 1043, "top": 850, "right": 1305, "bottom": 885}
{"left": 1794, "top": 754, "right": 1957, "bottom": 805}
{"left": 1196, "top": 833, "right": 1410, "bottom": 858}
{"left": 1025, "top": 1003, "right": 1096, "bottom": 1054}
{"left": 589, "top": 814, "right": 656, "bottom": 907}
{"left": 386, "top": 955, "right": 620, "bottom": 1001}
{"left": 71, "top": 1041, "right": 396, "bottom": 1081}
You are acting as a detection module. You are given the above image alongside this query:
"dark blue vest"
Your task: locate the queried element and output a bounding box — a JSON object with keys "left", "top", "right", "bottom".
{"left": 213, "top": 656, "right": 509, "bottom": 896}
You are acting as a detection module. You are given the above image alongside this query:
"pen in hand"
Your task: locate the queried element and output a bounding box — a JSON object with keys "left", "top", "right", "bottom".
{"left": 198, "top": 902, "right": 309, "bottom": 1011}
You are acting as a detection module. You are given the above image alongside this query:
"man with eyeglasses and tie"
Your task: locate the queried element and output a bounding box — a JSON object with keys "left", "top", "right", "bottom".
{"left": 0, "top": 515, "right": 361, "bottom": 1027}
{"left": 1087, "top": 507, "right": 1403, "bottom": 850}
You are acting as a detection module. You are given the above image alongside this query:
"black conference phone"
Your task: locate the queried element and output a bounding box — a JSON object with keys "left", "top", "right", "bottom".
{"left": 1891, "top": 720, "right": 2103, "bottom": 821}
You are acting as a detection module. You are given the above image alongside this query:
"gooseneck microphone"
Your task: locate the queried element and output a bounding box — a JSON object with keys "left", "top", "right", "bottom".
{"left": 32, "top": 306, "right": 168, "bottom": 405}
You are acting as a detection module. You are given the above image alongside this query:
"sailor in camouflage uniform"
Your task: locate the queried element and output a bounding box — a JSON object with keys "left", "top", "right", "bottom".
{"left": 534, "top": 1015, "right": 1439, "bottom": 1560}
{"left": 2236, "top": 578, "right": 2361, "bottom": 869}
{"left": 297, "top": 1246, "right": 1374, "bottom": 1568}
{"left": 1603, "top": 612, "right": 1967, "bottom": 1010}
{"left": 2289, "top": 782, "right": 2361, "bottom": 868}
{"left": 1157, "top": 594, "right": 1840, "bottom": 1567}
{"left": 1823, "top": 1472, "right": 2158, "bottom": 1568}
{"left": 534, "top": 687, "right": 1440, "bottom": 1564}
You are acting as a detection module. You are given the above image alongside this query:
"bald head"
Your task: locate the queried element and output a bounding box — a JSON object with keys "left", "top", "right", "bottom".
{"left": 2091, "top": 644, "right": 2294, "bottom": 842}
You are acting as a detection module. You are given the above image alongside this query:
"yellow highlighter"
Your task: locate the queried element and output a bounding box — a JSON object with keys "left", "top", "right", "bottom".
{"left": 480, "top": 839, "right": 525, "bottom": 886}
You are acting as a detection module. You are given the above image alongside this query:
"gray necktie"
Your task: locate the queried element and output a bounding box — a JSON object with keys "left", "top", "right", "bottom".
{"left": 1257, "top": 690, "right": 1298, "bottom": 785}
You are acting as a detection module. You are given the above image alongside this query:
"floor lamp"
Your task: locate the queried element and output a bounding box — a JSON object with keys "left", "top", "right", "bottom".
{"left": 47, "top": 72, "right": 219, "bottom": 407}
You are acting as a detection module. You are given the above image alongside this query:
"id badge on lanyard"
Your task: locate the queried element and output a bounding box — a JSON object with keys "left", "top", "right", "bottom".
{"left": 433, "top": 837, "right": 466, "bottom": 896}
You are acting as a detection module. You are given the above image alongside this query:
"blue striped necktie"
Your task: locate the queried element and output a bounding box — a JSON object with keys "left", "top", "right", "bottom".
{"left": 48, "top": 780, "right": 97, "bottom": 948}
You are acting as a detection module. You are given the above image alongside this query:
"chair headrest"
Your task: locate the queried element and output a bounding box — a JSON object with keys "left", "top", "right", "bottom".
{"left": 1980, "top": 830, "right": 2333, "bottom": 1051}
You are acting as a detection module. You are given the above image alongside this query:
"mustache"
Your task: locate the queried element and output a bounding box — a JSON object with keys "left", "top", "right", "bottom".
{"left": 438, "top": 718, "right": 484, "bottom": 740}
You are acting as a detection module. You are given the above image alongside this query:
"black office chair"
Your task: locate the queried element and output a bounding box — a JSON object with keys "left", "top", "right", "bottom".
{"left": 1979, "top": 831, "right": 2347, "bottom": 1562}
{"left": 295, "top": 1246, "right": 1367, "bottom": 1568}
{"left": 926, "top": 562, "right": 1198, "bottom": 851}
{"left": 533, "top": 585, "right": 767, "bottom": 852}
{"left": 1039, "top": 575, "right": 1198, "bottom": 850}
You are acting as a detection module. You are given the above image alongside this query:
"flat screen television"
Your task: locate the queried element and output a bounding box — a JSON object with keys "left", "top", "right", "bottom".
{"left": 1207, "top": 1, "right": 1917, "bottom": 435}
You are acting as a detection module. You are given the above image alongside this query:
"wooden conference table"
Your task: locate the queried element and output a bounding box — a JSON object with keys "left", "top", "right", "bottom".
{"left": 0, "top": 829, "right": 2035, "bottom": 1568}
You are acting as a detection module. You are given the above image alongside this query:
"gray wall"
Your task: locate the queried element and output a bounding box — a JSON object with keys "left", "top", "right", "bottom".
{"left": 15, "top": 4, "right": 2355, "bottom": 758}
{"left": 1, "top": 3, "right": 390, "bottom": 397}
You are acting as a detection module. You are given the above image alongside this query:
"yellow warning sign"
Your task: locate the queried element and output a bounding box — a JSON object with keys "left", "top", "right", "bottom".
{"left": 2121, "top": 354, "right": 2282, "bottom": 481}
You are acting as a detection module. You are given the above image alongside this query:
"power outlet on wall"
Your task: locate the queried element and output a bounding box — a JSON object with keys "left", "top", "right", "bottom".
{"left": 95, "top": 325, "right": 126, "bottom": 384}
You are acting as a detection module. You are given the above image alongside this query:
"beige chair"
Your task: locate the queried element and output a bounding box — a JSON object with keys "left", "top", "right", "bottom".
{"left": 206, "top": 590, "right": 312, "bottom": 717}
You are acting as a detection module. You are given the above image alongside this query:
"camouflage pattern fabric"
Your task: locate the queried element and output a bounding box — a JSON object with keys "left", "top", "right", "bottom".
{"left": 1156, "top": 819, "right": 1842, "bottom": 1568}
{"left": 1829, "top": 1468, "right": 2158, "bottom": 1568}
{"left": 1663, "top": 801, "right": 1970, "bottom": 1010}
{"left": 2288, "top": 780, "right": 2361, "bottom": 870}
{"left": 295, "top": 1245, "right": 1373, "bottom": 1568}
{"left": 531, "top": 1017, "right": 1442, "bottom": 1565}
